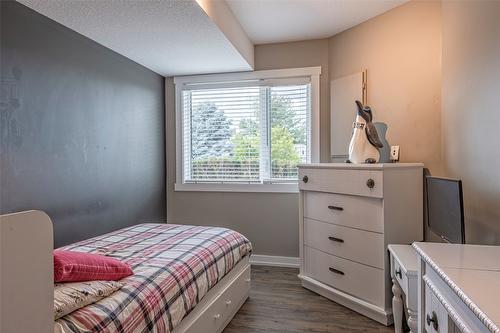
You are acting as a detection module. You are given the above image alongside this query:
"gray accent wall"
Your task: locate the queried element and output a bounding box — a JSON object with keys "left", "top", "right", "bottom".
{"left": 441, "top": 1, "right": 500, "bottom": 245}
{"left": 0, "top": 1, "right": 166, "bottom": 247}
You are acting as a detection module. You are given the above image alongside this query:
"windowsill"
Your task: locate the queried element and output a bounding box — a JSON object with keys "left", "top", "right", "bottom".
{"left": 174, "top": 182, "right": 299, "bottom": 193}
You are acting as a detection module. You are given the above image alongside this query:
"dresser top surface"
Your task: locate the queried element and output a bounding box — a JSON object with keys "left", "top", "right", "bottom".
{"left": 413, "top": 242, "right": 500, "bottom": 271}
{"left": 443, "top": 268, "right": 500, "bottom": 326}
{"left": 298, "top": 163, "right": 424, "bottom": 170}
{"left": 388, "top": 244, "right": 418, "bottom": 274}
{"left": 414, "top": 242, "right": 500, "bottom": 333}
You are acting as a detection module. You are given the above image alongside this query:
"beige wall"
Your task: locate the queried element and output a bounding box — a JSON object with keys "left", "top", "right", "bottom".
{"left": 166, "top": 2, "right": 444, "bottom": 257}
{"left": 329, "top": 1, "right": 443, "bottom": 173}
{"left": 441, "top": 1, "right": 500, "bottom": 245}
{"left": 255, "top": 39, "right": 331, "bottom": 162}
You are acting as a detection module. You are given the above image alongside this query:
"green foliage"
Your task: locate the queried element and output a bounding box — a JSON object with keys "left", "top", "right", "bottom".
{"left": 191, "top": 102, "right": 233, "bottom": 159}
{"left": 189, "top": 94, "right": 304, "bottom": 180}
{"left": 192, "top": 158, "right": 259, "bottom": 180}
{"left": 232, "top": 107, "right": 302, "bottom": 165}
{"left": 271, "top": 95, "right": 306, "bottom": 144}
{"left": 232, "top": 118, "right": 260, "bottom": 161}
{"left": 271, "top": 127, "right": 301, "bottom": 164}
{"left": 239, "top": 118, "right": 259, "bottom": 136}
{"left": 232, "top": 133, "right": 260, "bottom": 161}
{"left": 191, "top": 158, "right": 298, "bottom": 180}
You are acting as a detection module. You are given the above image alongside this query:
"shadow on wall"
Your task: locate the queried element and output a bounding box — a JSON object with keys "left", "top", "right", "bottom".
{"left": 423, "top": 168, "right": 442, "bottom": 242}
{"left": 463, "top": 182, "right": 500, "bottom": 245}
{"left": 374, "top": 122, "right": 390, "bottom": 163}
{"left": 422, "top": 168, "right": 500, "bottom": 245}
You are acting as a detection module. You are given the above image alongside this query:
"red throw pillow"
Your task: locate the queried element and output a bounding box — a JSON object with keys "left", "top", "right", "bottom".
{"left": 54, "top": 250, "right": 133, "bottom": 282}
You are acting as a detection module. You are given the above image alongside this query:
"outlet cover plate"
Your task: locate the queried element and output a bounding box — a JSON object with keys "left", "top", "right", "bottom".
{"left": 390, "top": 145, "right": 400, "bottom": 161}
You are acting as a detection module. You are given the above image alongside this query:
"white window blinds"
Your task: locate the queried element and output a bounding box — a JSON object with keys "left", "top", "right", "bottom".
{"left": 181, "top": 82, "right": 311, "bottom": 184}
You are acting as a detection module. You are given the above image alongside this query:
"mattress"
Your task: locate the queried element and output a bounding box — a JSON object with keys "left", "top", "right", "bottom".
{"left": 54, "top": 223, "right": 252, "bottom": 333}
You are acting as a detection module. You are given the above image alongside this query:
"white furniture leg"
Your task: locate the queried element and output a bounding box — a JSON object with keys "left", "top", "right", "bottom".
{"left": 407, "top": 308, "right": 418, "bottom": 333}
{"left": 389, "top": 245, "right": 420, "bottom": 333}
{"left": 392, "top": 278, "right": 404, "bottom": 333}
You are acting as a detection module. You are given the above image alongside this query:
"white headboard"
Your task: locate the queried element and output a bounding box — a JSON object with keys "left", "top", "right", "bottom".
{"left": 0, "top": 210, "right": 53, "bottom": 333}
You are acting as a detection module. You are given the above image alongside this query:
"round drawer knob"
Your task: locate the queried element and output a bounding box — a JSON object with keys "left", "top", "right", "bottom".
{"left": 302, "top": 175, "right": 309, "bottom": 183}
{"left": 366, "top": 178, "right": 375, "bottom": 189}
{"left": 426, "top": 311, "right": 438, "bottom": 330}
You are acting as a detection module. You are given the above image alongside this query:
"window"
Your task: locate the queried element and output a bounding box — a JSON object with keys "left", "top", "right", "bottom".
{"left": 175, "top": 67, "right": 320, "bottom": 192}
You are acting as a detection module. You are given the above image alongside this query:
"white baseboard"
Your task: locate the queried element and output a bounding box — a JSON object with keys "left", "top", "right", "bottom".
{"left": 249, "top": 254, "right": 300, "bottom": 268}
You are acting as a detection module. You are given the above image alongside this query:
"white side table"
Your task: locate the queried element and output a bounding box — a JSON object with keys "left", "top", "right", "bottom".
{"left": 388, "top": 244, "right": 419, "bottom": 333}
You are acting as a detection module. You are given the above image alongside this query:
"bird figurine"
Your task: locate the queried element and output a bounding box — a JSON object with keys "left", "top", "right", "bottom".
{"left": 348, "top": 100, "right": 384, "bottom": 164}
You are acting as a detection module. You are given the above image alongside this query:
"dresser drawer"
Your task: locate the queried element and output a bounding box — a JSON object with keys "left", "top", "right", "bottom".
{"left": 299, "top": 168, "right": 383, "bottom": 198}
{"left": 424, "top": 280, "right": 450, "bottom": 333}
{"left": 304, "top": 246, "right": 385, "bottom": 307}
{"left": 304, "top": 218, "right": 384, "bottom": 268}
{"left": 391, "top": 255, "right": 409, "bottom": 295}
{"left": 304, "top": 191, "right": 384, "bottom": 233}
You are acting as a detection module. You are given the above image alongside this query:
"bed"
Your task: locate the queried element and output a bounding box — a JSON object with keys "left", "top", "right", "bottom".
{"left": 0, "top": 211, "right": 252, "bottom": 333}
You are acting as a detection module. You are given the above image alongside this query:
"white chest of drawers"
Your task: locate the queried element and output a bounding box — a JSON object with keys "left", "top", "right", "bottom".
{"left": 298, "top": 163, "right": 424, "bottom": 325}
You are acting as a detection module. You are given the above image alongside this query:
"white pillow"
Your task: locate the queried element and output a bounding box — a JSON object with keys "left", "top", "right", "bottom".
{"left": 54, "top": 280, "right": 123, "bottom": 320}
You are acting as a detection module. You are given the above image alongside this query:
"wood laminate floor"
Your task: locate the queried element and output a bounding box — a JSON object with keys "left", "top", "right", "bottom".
{"left": 224, "top": 265, "right": 394, "bottom": 333}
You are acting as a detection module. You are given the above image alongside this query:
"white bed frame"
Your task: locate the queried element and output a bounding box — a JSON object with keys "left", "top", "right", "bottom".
{"left": 173, "top": 256, "right": 250, "bottom": 333}
{"left": 0, "top": 210, "right": 250, "bottom": 333}
{"left": 0, "top": 210, "right": 54, "bottom": 333}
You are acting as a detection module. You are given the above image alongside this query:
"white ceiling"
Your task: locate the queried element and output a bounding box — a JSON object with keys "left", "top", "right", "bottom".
{"left": 17, "top": 0, "right": 409, "bottom": 76}
{"left": 17, "top": 0, "right": 253, "bottom": 76}
{"left": 226, "top": 0, "right": 408, "bottom": 44}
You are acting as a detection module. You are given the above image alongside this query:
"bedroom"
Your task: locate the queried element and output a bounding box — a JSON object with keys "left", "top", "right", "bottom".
{"left": 1, "top": 0, "right": 499, "bottom": 332}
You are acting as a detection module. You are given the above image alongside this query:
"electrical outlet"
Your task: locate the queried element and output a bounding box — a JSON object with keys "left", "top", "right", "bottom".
{"left": 390, "top": 145, "right": 400, "bottom": 162}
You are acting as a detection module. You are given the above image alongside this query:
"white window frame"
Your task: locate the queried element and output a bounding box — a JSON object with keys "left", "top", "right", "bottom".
{"left": 174, "top": 67, "right": 321, "bottom": 193}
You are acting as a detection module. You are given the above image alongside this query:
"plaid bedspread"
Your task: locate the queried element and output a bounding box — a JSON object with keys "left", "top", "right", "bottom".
{"left": 54, "top": 223, "right": 252, "bottom": 333}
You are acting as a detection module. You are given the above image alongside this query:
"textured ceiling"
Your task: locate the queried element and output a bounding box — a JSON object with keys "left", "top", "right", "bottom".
{"left": 226, "top": 0, "right": 408, "bottom": 44}
{"left": 17, "top": 0, "right": 253, "bottom": 76}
